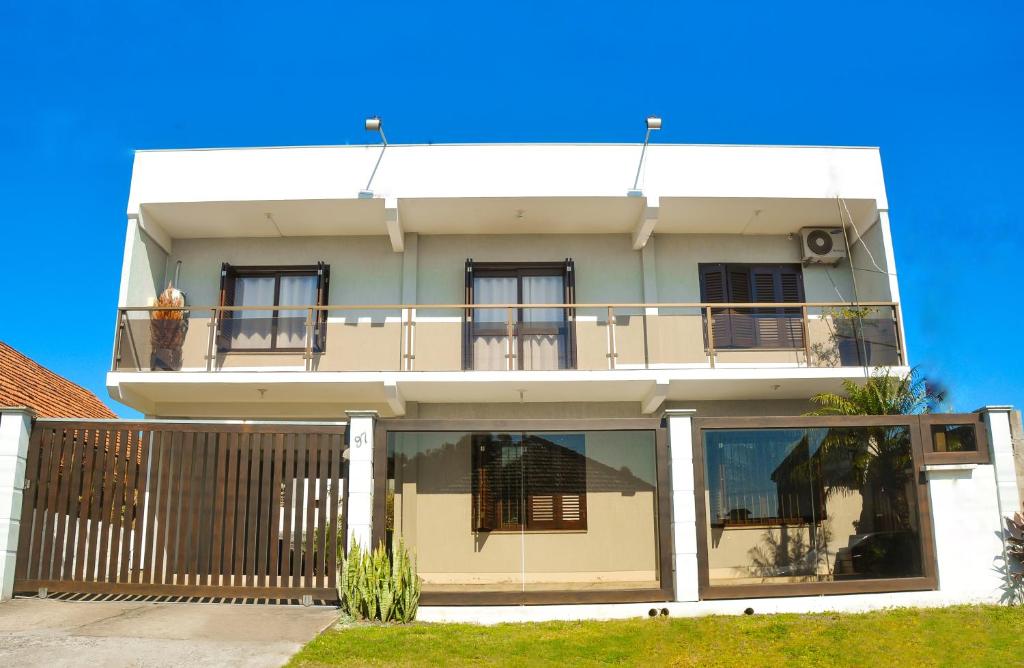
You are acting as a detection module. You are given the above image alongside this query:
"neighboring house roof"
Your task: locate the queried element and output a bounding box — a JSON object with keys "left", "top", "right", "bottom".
{"left": 0, "top": 341, "right": 117, "bottom": 418}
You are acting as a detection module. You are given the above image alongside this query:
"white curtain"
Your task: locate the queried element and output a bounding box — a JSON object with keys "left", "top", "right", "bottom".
{"left": 521, "top": 276, "right": 565, "bottom": 370}
{"left": 277, "top": 275, "right": 318, "bottom": 348}
{"left": 231, "top": 276, "right": 275, "bottom": 349}
{"left": 473, "top": 277, "right": 516, "bottom": 370}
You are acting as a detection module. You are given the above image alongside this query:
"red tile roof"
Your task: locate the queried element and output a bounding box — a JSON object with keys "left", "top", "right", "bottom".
{"left": 0, "top": 341, "right": 117, "bottom": 418}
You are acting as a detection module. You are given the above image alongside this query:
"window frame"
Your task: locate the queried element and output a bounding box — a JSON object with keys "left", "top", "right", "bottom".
{"left": 218, "top": 263, "right": 330, "bottom": 353}
{"left": 463, "top": 260, "right": 577, "bottom": 370}
{"left": 692, "top": 415, "right": 939, "bottom": 600}
{"left": 919, "top": 413, "right": 990, "bottom": 465}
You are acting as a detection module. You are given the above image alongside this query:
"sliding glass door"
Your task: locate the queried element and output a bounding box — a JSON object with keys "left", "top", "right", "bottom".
{"left": 384, "top": 424, "right": 664, "bottom": 601}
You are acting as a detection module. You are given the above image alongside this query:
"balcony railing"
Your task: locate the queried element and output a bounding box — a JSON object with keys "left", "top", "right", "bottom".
{"left": 111, "top": 302, "right": 905, "bottom": 373}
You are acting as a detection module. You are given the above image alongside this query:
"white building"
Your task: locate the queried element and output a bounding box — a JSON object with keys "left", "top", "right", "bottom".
{"left": 2, "top": 133, "right": 1019, "bottom": 618}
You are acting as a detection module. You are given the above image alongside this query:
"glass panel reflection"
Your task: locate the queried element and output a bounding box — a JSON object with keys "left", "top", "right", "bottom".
{"left": 703, "top": 426, "right": 922, "bottom": 586}
{"left": 387, "top": 430, "right": 660, "bottom": 595}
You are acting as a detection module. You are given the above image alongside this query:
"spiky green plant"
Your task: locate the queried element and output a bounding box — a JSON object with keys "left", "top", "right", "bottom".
{"left": 338, "top": 538, "right": 420, "bottom": 623}
{"left": 806, "top": 366, "right": 946, "bottom": 416}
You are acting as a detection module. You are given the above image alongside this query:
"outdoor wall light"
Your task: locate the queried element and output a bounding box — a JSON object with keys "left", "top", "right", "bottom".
{"left": 631, "top": 114, "right": 663, "bottom": 194}
{"left": 364, "top": 116, "right": 387, "bottom": 144}
{"left": 360, "top": 116, "right": 388, "bottom": 198}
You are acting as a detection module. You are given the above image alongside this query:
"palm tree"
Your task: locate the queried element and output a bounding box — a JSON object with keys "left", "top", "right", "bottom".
{"left": 806, "top": 366, "right": 947, "bottom": 416}
{"left": 802, "top": 367, "right": 947, "bottom": 542}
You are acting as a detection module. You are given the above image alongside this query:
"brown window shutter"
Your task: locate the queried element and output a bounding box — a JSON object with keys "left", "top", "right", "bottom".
{"left": 216, "top": 263, "right": 233, "bottom": 351}
{"left": 314, "top": 261, "right": 330, "bottom": 352}
{"left": 700, "top": 264, "right": 732, "bottom": 350}
{"left": 462, "top": 259, "right": 474, "bottom": 371}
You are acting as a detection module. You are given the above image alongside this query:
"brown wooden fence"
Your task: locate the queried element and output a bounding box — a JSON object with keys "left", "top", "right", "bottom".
{"left": 14, "top": 420, "right": 346, "bottom": 601}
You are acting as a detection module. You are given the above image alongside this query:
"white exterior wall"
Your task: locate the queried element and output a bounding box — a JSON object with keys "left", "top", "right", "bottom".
{"left": 345, "top": 411, "right": 376, "bottom": 550}
{"left": 0, "top": 409, "right": 32, "bottom": 601}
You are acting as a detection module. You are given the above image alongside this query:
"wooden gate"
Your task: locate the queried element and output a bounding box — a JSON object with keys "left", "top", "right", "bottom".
{"left": 13, "top": 420, "right": 346, "bottom": 601}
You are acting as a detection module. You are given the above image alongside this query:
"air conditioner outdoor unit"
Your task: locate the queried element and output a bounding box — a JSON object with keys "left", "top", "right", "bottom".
{"left": 800, "top": 227, "right": 846, "bottom": 264}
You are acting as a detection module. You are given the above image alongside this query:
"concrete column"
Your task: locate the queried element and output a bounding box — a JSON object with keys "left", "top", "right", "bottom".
{"left": 345, "top": 411, "right": 377, "bottom": 550}
{"left": 0, "top": 407, "right": 33, "bottom": 601}
{"left": 665, "top": 408, "right": 699, "bottom": 601}
{"left": 981, "top": 406, "right": 1022, "bottom": 518}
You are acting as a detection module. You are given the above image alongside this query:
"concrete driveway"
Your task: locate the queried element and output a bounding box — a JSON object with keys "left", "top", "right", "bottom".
{"left": 0, "top": 597, "right": 338, "bottom": 667}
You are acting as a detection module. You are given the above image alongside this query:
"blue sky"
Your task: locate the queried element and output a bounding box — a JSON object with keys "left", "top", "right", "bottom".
{"left": 0, "top": 1, "right": 1021, "bottom": 415}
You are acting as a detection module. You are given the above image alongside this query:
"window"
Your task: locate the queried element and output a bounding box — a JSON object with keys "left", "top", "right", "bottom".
{"left": 218, "top": 263, "right": 330, "bottom": 352}
{"left": 464, "top": 260, "right": 576, "bottom": 370}
{"left": 471, "top": 433, "right": 587, "bottom": 532}
{"left": 922, "top": 414, "right": 990, "bottom": 465}
{"left": 699, "top": 263, "right": 804, "bottom": 350}
{"left": 700, "top": 423, "right": 928, "bottom": 591}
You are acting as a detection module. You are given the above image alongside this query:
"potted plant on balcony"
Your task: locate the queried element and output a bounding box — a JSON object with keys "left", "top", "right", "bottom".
{"left": 149, "top": 281, "right": 188, "bottom": 371}
{"left": 825, "top": 305, "right": 876, "bottom": 367}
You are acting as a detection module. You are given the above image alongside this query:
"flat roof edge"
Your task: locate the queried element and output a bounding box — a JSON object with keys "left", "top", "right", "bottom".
{"left": 134, "top": 142, "right": 882, "bottom": 154}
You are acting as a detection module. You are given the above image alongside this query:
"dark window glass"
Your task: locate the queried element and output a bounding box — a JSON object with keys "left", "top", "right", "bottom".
{"left": 930, "top": 424, "right": 978, "bottom": 453}
{"left": 703, "top": 426, "right": 923, "bottom": 585}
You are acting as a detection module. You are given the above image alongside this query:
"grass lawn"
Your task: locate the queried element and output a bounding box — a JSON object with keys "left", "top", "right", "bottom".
{"left": 288, "top": 605, "right": 1024, "bottom": 667}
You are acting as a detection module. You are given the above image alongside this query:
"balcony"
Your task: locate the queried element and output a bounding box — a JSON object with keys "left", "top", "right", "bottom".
{"left": 112, "top": 301, "right": 904, "bottom": 374}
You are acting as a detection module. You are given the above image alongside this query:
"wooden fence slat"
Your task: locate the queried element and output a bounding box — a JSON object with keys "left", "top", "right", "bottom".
{"left": 60, "top": 428, "right": 85, "bottom": 581}
{"left": 291, "top": 434, "right": 305, "bottom": 589}
{"left": 164, "top": 430, "right": 183, "bottom": 586}
{"left": 105, "top": 430, "right": 130, "bottom": 583}
{"left": 148, "top": 431, "right": 170, "bottom": 585}
{"left": 117, "top": 430, "right": 140, "bottom": 581}
{"left": 256, "top": 435, "right": 274, "bottom": 588}
{"left": 40, "top": 428, "right": 68, "bottom": 581}
{"left": 49, "top": 428, "right": 75, "bottom": 577}
{"left": 129, "top": 429, "right": 150, "bottom": 583}
{"left": 208, "top": 433, "right": 229, "bottom": 587}
{"left": 269, "top": 434, "right": 284, "bottom": 588}
{"left": 95, "top": 429, "right": 120, "bottom": 582}
{"left": 281, "top": 434, "right": 296, "bottom": 590}
{"left": 223, "top": 433, "right": 240, "bottom": 587}
{"left": 26, "top": 428, "right": 56, "bottom": 581}
{"left": 233, "top": 434, "right": 251, "bottom": 587}
{"left": 177, "top": 431, "right": 195, "bottom": 586}
{"left": 188, "top": 432, "right": 208, "bottom": 585}
{"left": 316, "top": 440, "right": 329, "bottom": 589}
{"left": 14, "top": 425, "right": 45, "bottom": 581}
{"left": 304, "top": 436, "right": 317, "bottom": 589}
{"left": 73, "top": 429, "right": 99, "bottom": 582}
{"left": 327, "top": 433, "right": 341, "bottom": 588}
{"left": 244, "top": 434, "right": 263, "bottom": 588}
{"left": 84, "top": 428, "right": 110, "bottom": 583}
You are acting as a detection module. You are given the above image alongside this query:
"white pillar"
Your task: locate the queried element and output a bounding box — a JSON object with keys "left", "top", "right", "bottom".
{"left": 345, "top": 411, "right": 377, "bottom": 550}
{"left": 665, "top": 408, "right": 699, "bottom": 601}
{"left": 982, "top": 406, "right": 1021, "bottom": 518}
{"left": 0, "top": 407, "right": 33, "bottom": 601}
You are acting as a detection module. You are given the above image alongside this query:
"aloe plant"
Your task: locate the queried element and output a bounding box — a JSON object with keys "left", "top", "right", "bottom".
{"left": 1004, "top": 511, "right": 1024, "bottom": 604}
{"left": 338, "top": 538, "right": 420, "bottom": 622}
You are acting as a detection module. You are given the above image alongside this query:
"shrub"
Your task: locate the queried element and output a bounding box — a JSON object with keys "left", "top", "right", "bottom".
{"left": 339, "top": 539, "right": 420, "bottom": 623}
{"left": 1004, "top": 511, "right": 1024, "bottom": 603}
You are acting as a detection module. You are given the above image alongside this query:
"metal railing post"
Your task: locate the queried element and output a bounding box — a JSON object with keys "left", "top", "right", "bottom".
{"left": 606, "top": 306, "right": 617, "bottom": 370}
{"left": 110, "top": 309, "right": 125, "bottom": 372}
{"left": 405, "top": 306, "right": 415, "bottom": 371}
{"left": 801, "top": 305, "right": 811, "bottom": 367}
{"left": 304, "top": 308, "right": 314, "bottom": 371}
{"left": 206, "top": 307, "right": 218, "bottom": 372}
{"left": 506, "top": 306, "right": 516, "bottom": 371}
